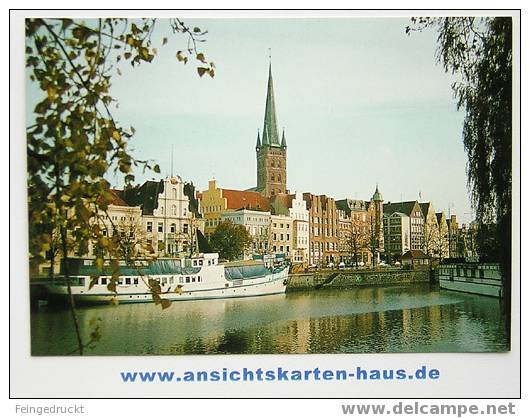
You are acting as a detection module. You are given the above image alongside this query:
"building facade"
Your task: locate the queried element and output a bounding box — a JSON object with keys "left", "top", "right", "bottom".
{"left": 383, "top": 200, "right": 425, "bottom": 253}
{"left": 303, "top": 193, "right": 339, "bottom": 266}
{"left": 383, "top": 212, "right": 411, "bottom": 260}
{"left": 199, "top": 179, "right": 270, "bottom": 236}
{"left": 221, "top": 209, "right": 271, "bottom": 259}
{"left": 122, "top": 176, "right": 203, "bottom": 257}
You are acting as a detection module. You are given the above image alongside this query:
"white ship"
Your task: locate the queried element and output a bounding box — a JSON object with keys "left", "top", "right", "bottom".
{"left": 45, "top": 253, "right": 288, "bottom": 304}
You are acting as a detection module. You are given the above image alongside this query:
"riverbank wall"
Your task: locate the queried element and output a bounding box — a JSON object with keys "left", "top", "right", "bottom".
{"left": 287, "top": 269, "right": 430, "bottom": 291}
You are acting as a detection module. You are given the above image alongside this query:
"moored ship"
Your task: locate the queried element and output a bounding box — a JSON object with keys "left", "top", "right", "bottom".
{"left": 45, "top": 253, "right": 288, "bottom": 304}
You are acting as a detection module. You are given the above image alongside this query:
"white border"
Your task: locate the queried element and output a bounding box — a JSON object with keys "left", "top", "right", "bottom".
{"left": 9, "top": 9, "right": 521, "bottom": 399}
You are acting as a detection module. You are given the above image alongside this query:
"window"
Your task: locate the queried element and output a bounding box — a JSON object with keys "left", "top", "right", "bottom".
{"left": 125, "top": 278, "right": 131, "bottom": 285}
{"left": 179, "top": 277, "right": 184, "bottom": 284}
{"left": 101, "top": 278, "right": 107, "bottom": 285}
{"left": 133, "top": 278, "right": 139, "bottom": 285}
{"left": 192, "top": 277, "right": 196, "bottom": 283}
{"left": 147, "top": 222, "right": 153, "bottom": 232}
{"left": 172, "top": 205, "right": 177, "bottom": 216}
{"left": 183, "top": 224, "right": 189, "bottom": 234}
{"left": 186, "top": 277, "right": 190, "bottom": 283}
{"left": 158, "top": 223, "right": 163, "bottom": 232}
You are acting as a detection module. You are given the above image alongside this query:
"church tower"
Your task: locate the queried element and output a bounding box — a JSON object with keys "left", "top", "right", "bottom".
{"left": 256, "top": 63, "right": 287, "bottom": 197}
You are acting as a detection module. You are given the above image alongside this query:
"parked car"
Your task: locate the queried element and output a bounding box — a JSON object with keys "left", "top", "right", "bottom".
{"left": 338, "top": 262, "right": 346, "bottom": 270}
{"left": 327, "top": 262, "right": 335, "bottom": 269}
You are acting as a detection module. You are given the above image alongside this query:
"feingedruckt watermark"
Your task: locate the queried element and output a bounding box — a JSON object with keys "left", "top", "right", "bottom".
{"left": 15, "top": 405, "right": 85, "bottom": 415}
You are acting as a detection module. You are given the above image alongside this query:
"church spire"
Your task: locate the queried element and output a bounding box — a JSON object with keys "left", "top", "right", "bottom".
{"left": 281, "top": 128, "right": 287, "bottom": 148}
{"left": 256, "top": 130, "right": 261, "bottom": 148}
{"left": 263, "top": 63, "right": 280, "bottom": 145}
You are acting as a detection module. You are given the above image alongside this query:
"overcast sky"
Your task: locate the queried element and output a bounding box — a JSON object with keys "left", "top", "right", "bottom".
{"left": 27, "top": 17, "right": 474, "bottom": 223}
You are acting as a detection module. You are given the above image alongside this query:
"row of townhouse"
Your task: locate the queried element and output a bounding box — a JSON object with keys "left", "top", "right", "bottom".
{"left": 382, "top": 200, "right": 474, "bottom": 262}
{"left": 95, "top": 175, "right": 472, "bottom": 268}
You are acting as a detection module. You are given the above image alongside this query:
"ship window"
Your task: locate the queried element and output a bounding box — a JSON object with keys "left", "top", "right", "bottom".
{"left": 118, "top": 278, "right": 123, "bottom": 285}
{"left": 192, "top": 277, "right": 196, "bottom": 283}
{"left": 162, "top": 277, "right": 167, "bottom": 285}
{"left": 198, "top": 276, "right": 201, "bottom": 282}
{"left": 225, "top": 283, "right": 229, "bottom": 288}
{"left": 193, "top": 260, "right": 197, "bottom": 266}
{"left": 199, "top": 260, "right": 203, "bottom": 266}
{"left": 179, "top": 277, "right": 183, "bottom": 284}
{"left": 133, "top": 278, "right": 139, "bottom": 285}
{"left": 186, "top": 277, "right": 190, "bottom": 283}
{"left": 101, "top": 278, "right": 107, "bottom": 285}
{"left": 169, "top": 277, "right": 174, "bottom": 285}
{"left": 125, "top": 278, "right": 131, "bottom": 285}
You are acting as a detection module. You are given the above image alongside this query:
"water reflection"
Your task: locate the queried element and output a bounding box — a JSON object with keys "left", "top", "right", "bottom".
{"left": 31, "top": 284, "right": 509, "bottom": 355}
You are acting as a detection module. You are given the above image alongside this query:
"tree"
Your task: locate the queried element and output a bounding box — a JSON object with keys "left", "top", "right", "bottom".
{"left": 340, "top": 218, "right": 368, "bottom": 268}
{"left": 407, "top": 17, "right": 512, "bottom": 334}
{"left": 26, "top": 18, "right": 214, "bottom": 354}
{"left": 209, "top": 220, "right": 253, "bottom": 261}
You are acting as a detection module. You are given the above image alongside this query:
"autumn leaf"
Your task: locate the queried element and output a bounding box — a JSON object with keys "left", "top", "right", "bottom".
{"left": 160, "top": 299, "right": 172, "bottom": 309}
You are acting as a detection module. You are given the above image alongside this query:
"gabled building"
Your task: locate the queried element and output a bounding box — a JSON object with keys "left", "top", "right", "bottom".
{"left": 121, "top": 176, "right": 202, "bottom": 257}
{"left": 303, "top": 193, "right": 339, "bottom": 266}
{"left": 383, "top": 200, "right": 424, "bottom": 252}
{"left": 419, "top": 201, "right": 439, "bottom": 257}
{"left": 199, "top": 179, "right": 270, "bottom": 236}
{"left": 269, "top": 191, "right": 309, "bottom": 266}
{"left": 383, "top": 212, "right": 411, "bottom": 261}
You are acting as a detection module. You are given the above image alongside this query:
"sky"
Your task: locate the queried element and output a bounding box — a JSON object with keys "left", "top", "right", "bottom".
{"left": 27, "top": 17, "right": 474, "bottom": 223}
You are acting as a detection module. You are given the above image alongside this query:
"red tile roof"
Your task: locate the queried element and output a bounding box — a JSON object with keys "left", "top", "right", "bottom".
{"left": 108, "top": 189, "right": 129, "bottom": 206}
{"left": 222, "top": 189, "right": 270, "bottom": 211}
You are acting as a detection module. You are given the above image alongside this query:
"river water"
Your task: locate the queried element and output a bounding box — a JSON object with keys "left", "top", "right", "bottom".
{"left": 30, "top": 284, "right": 509, "bottom": 355}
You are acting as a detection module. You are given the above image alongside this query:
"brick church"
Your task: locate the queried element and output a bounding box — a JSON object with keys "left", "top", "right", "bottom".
{"left": 254, "top": 63, "right": 287, "bottom": 197}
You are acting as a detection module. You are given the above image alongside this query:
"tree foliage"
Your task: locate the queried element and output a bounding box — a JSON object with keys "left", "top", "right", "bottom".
{"left": 407, "top": 16, "right": 512, "bottom": 251}
{"left": 209, "top": 220, "right": 253, "bottom": 261}
{"left": 407, "top": 16, "right": 512, "bottom": 335}
{"left": 26, "top": 17, "right": 214, "bottom": 353}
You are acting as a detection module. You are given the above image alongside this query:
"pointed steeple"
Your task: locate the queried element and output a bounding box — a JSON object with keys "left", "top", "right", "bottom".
{"left": 262, "top": 124, "right": 269, "bottom": 145}
{"left": 256, "top": 130, "right": 261, "bottom": 148}
{"left": 263, "top": 63, "right": 280, "bottom": 145}
{"left": 281, "top": 128, "right": 287, "bottom": 148}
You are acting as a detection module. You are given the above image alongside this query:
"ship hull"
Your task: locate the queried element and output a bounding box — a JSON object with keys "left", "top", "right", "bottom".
{"left": 45, "top": 267, "right": 288, "bottom": 305}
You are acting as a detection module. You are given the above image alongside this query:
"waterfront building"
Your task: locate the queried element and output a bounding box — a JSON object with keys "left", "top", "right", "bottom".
{"left": 383, "top": 212, "right": 411, "bottom": 261}
{"left": 401, "top": 249, "right": 431, "bottom": 268}
{"left": 269, "top": 191, "right": 309, "bottom": 266}
{"left": 303, "top": 193, "right": 339, "bottom": 266}
{"left": 383, "top": 200, "right": 425, "bottom": 252}
{"left": 335, "top": 186, "right": 385, "bottom": 266}
{"left": 121, "top": 176, "right": 204, "bottom": 257}
{"left": 199, "top": 179, "right": 270, "bottom": 237}
{"left": 435, "top": 212, "right": 450, "bottom": 259}
{"left": 420, "top": 201, "right": 440, "bottom": 258}
{"left": 447, "top": 215, "right": 460, "bottom": 258}
{"left": 254, "top": 63, "right": 287, "bottom": 197}
{"left": 220, "top": 208, "right": 271, "bottom": 259}
{"left": 335, "top": 198, "right": 371, "bottom": 265}
{"left": 270, "top": 213, "right": 293, "bottom": 259}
